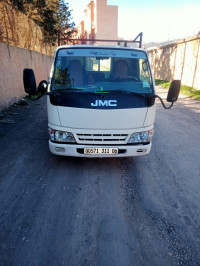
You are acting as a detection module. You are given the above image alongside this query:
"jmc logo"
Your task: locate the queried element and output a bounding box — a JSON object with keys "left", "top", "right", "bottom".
{"left": 91, "top": 100, "right": 117, "bottom": 107}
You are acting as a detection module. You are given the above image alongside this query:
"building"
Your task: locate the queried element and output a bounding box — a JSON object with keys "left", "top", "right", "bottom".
{"left": 77, "top": 0, "right": 119, "bottom": 45}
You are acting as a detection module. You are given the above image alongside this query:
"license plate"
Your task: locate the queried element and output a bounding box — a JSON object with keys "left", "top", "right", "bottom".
{"left": 84, "top": 148, "right": 118, "bottom": 155}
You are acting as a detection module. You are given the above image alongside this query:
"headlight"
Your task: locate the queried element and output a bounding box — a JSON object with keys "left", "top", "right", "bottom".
{"left": 128, "top": 129, "right": 154, "bottom": 144}
{"left": 48, "top": 128, "right": 76, "bottom": 143}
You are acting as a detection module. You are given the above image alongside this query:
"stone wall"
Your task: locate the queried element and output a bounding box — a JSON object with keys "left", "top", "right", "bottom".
{"left": 0, "top": 0, "right": 55, "bottom": 55}
{"left": 148, "top": 36, "right": 200, "bottom": 90}
{"left": 0, "top": 42, "right": 53, "bottom": 111}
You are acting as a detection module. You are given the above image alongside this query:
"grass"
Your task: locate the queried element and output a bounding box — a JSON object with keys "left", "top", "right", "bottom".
{"left": 155, "top": 79, "right": 200, "bottom": 101}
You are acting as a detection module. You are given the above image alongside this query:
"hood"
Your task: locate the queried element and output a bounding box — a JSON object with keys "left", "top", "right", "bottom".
{"left": 57, "top": 106, "right": 147, "bottom": 129}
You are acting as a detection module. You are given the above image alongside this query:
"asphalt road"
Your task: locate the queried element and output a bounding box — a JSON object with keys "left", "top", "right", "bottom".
{"left": 0, "top": 88, "right": 200, "bottom": 266}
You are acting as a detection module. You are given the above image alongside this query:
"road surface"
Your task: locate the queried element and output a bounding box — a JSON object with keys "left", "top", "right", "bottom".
{"left": 0, "top": 88, "right": 200, "bottom": 266}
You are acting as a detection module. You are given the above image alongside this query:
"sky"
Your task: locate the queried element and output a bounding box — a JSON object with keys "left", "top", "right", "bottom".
{"left": 66, "top": 0, "right": 200, "bottom": 43}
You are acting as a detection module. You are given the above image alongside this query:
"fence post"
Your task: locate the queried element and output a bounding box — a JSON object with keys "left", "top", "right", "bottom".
{"left": 172, "top": 44, "right": 177, "bottom": 80}
{"left": 192, "top": 38, "right": 200, "bottom": 88}
{"left": 180, "top": 42, "right": 187, "bottom": 82}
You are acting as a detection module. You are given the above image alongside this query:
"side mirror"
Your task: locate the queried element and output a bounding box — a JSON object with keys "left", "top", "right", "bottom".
{"left": 38, "top": 80, "right": 48, "bottom": 93}
{"left": 155, "top": 80, "right": 181, "bottom": 109}
{"left": 167, "top": 80, "right": 181, "bottom": 102}
{"left": 23, "top": 69, "right": 48, "bottom": 100}
{"left": 23, "top": 68, "right": 37, "bottom": 95}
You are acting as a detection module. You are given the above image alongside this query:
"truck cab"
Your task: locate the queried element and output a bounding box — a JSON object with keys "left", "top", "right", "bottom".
{"left": 23, "top": 44, "right": 180, "bottom": 157}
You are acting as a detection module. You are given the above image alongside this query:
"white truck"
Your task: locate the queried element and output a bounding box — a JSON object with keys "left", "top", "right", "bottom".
{"left": 23, "top": 42, "right": 180, "bottom": 157}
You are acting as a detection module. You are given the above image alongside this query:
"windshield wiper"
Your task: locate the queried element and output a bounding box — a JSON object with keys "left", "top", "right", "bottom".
{"left": 47, "top": 88, "right": 106, "bottom": 97}
{"left": 48, "top": 88, "right": 153, "bottom": 98}
{"left": 106, "top": 90, "right": 153, "bottom": 98}
{"left": 47, "top": 88, "right": 84, "bottom": 95}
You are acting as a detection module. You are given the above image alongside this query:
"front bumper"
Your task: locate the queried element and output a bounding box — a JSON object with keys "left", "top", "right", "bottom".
{"left": 49, "top": 141, "right": 152, "bottom": 157}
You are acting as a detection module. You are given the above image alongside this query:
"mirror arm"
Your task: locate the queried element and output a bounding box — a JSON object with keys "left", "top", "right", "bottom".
{"left": 29, "top": 92, "right": 46, "bottom": 101}
{"left": 155, "top": 95, "right": 174, "bottom": 109}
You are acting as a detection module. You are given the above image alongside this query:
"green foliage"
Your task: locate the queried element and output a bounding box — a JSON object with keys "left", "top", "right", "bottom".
{"left": 155, "top": 79, "right": 171, "bottom": 88}
{"left": 180, "top": 85, "right": 200, "bottom": 100}
{"left": 9, "top": 0, "right": 76, "bottom": 44}
{"left": 155, "top": 79, "right": 200, "bottom": 101}
{"left": 57, "top": 0, "right": 75, "bottom": 30}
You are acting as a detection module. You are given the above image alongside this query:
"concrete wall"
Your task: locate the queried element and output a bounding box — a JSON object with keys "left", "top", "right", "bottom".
{"left": 148, "top": 36, "right": 200, "bottom": 90}
{"left": 0, "top": 42, "right": 53, "bottom": 111}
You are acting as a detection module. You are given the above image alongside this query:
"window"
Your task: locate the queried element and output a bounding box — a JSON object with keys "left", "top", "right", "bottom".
{"left": 51, "top": 49, "right": 153, "bottom": 94}
{"left": 86, "top": 57, "right": 111, "bottom": 72}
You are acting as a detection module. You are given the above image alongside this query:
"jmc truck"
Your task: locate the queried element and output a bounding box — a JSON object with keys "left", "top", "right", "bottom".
{"left": 23, "top": 40, "right": 180, "bottom": 157}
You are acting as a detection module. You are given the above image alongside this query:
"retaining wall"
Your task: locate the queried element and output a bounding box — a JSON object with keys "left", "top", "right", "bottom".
{"left": 0, "top": 42, "right": 53, "bottom": 111}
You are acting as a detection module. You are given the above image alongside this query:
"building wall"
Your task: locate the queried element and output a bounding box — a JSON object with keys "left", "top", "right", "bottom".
{"left": 78, "top": 0, "right": 118, "bottom": 45}
{"left": 0, "top": 43, "right": 52, "bottom": 111}
{"left": 83, "top": 1, "right": 95, "bottom": 44}
{"left": 95, "top": 0, "right": 118, "bottom": 41}
{"left": 148, "top": 36, "right": 200, "bottom": 90}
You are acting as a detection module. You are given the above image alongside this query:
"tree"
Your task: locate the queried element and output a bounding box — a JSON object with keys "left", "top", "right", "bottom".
{"left": 9, "top": 0, "right": 77, "bottom": 44}
{"left": 9, "top": 0, "right": 24, "bottom": 12}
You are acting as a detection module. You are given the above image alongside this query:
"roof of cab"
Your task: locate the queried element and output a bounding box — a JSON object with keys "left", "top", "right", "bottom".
{"left": 54, "top": 44, "right": 146, "bottom": 54}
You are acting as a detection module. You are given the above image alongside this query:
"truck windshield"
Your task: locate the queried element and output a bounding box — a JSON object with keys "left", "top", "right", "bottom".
{"left": 51, "top": 48, "right": 153, "bottom": 94}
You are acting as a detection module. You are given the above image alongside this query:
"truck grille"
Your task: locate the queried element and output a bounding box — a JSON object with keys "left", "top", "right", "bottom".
{"left": 76, "top": 133, "right": 128, "bottom": 144}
